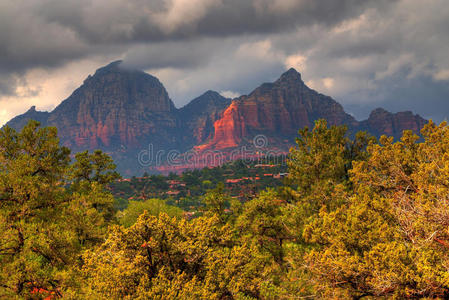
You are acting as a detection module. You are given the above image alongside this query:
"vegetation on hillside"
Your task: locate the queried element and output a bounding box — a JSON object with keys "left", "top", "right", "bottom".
{"left": 108, "top": 158, "right": 288, "bottom": 212}
{"left": 2, "top": 119, "right": 449, "bottom": 298}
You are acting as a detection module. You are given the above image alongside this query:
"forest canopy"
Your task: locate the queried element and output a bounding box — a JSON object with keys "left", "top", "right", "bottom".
{"left": 2, "top": 119, "right": 449, "bottom": 299}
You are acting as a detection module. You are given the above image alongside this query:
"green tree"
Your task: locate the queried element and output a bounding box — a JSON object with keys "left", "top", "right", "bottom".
{"left": 237, "top": 189, "right": 291, "bottom": 265}
{"left": 0, "top": 121, "right": 118, "bottom": 298}
{"left": 287, "top": 119, "right": 373, "bottom": 196}
{"left": 71, "top": 149, "right": 120, "bottom": 188}
{"left": 80, "top": 212, "right": 267, "bottom": 299}
{"left": 202, "top": 183, "right": 229, "bottom": 219}
{"left": 284, "top": 120, "right": 373, "bottom": 242}
{"left": 0, "top": 121, "right": 71, "bottom": 297}
{"left": 273, "top": 120, "right": 375, "bottom": 298}
{"left": 287, "top": 119, "right": 349, "bottom": 194}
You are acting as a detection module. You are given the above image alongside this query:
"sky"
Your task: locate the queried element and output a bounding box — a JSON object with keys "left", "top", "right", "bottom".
{"left": 1, "top": 0, "right": 449, "bottom": 126}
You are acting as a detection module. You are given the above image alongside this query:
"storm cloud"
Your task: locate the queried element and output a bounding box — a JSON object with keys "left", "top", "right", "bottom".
{"left": 0, "top": 0, "right": 448, "bottom": 125}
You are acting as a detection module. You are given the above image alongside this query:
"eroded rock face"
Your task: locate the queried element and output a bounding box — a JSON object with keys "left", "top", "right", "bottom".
{"left": 195, "top": 101, "right": 247, "bottom": 151}
{"left": 47, "top": 61, "right": 178, "bottom": 151}
{"left": 5, "top": 61, "right": 182, "bottom": 175}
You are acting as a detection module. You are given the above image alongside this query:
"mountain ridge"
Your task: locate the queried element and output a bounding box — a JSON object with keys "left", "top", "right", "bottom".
{"left": 5, "top": 62, "right": 427, "bottom": 175}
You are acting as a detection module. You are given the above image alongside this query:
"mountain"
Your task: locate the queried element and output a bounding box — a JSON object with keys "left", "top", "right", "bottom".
{"left": 359, "top": 108, "right": 427, "bottom": 138}
{"left": 7, "top": 61, "right": 185, "bottom": 175}
{"left": 48, "top": 61, "right": 179, "bottom": 151}
{"left": 5, "top": 62, "right": 427, "bottom": 175}
{"left": 196, "top": 68, "right": 359, "bottom": 151}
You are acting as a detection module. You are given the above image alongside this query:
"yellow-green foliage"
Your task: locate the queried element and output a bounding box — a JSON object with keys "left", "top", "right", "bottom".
{"left": 305, "top": 121, "right": 449, "bottom": 298}
{"left": 80, "top": 212, "right": 268, "bottom": 299}
{"left": 0, "top": 121, "right": 118, "bottom": 298}
{"left": 6, "top": 119, "right": 449, "bottom": 299}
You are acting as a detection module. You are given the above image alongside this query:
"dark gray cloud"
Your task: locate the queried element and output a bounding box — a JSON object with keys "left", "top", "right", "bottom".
{"left": 344, "top": 74, "right": 449, "bottom": 122}
{"left": 0, "top": 0, "right": 394, "bottom": 75}
{"left": 1, "top": 0, "right": 449, "bottom": 125}
{"left": 32, "top": 0, "right": 395, "bottom": 42}
{"left": 247, "top": 0, "right": 449, "bottom": 122}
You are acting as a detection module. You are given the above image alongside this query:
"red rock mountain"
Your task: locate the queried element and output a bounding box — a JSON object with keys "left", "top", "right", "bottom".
{"left": 5, "top": 62, "right": 427, "bottom": 175}
{"left": 196, "top": 68, "right": 359, "bottom": 151}
{"left": 49, "top": 61, "right": 179, "bottom": 151}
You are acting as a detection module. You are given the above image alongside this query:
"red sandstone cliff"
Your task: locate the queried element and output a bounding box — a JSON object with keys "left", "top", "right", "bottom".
{"left": 195, "top": 101, "right": 247, "bottom": 151}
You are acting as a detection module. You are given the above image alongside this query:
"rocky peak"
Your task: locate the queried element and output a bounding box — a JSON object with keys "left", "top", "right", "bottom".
{"left": 277, "top": 67, "right": 303, "bottom": 84}
{"left": 93, "top": 60, "right": 123, "bottom": 74}
{"left": 249, "top": 68, "right": 305, "bottom": 97}
{"left": 368, "top": 107, "right": 390, "bottom": 118}
{"left": 180, "top": 90, "right": 230, "bottom": 112}
{"left": 5, "top": 105, "right": 50, "bottom": 130}
{"left": 179, "top": 91, "right": 231, "bottom": 145}
{"left": 64, "top": 60, "right": 175, "bottom": 114}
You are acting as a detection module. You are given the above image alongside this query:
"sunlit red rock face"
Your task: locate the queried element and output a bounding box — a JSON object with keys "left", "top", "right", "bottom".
{"left": 197, "top": 68, "right": 359, "bottom": 151}
{"left": 195, "top": 101, "right": 247, "bottom": 151}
